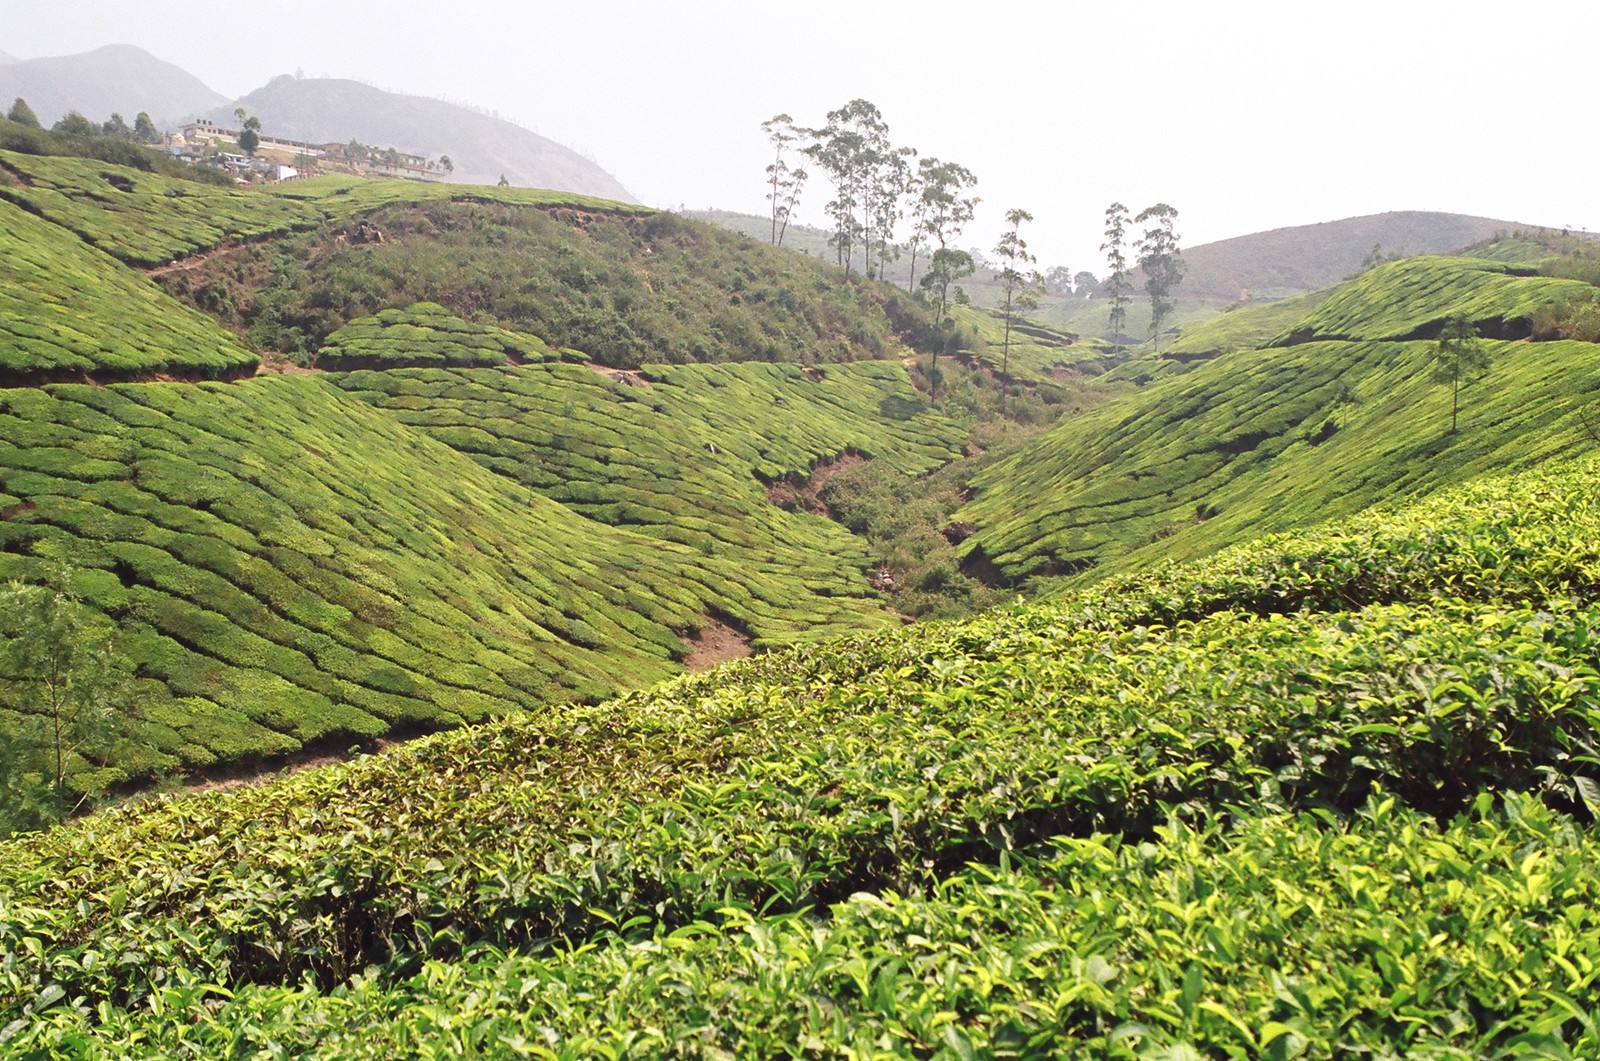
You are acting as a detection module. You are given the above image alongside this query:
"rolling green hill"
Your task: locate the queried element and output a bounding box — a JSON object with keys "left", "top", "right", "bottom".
{"left": 0, "top": 196, "right": 258, "bottom": 380}
{"left": 4, "top": 123, "right": 1600, "bottom": 1057}
{"left": 5, "top": 457, "right": 1600, "bottom": 1055}
{"left": 958, "top": 252, "right": 1600, "bottom": 585}
{"left": 0, "top": 357, "right": 960, "bottom": 795}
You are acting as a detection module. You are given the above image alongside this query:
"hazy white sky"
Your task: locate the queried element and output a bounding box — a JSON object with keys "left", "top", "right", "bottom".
{"left": 5, "top": 0, "right": 1597, "bottom": 270}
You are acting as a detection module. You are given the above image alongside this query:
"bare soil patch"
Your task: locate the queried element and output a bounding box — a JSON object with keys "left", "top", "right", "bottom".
{"left": 763, "top": 451, "right": 866, "bottom": 516}
{"left": 683, "top": 615, "right": 753, "bottom": 672}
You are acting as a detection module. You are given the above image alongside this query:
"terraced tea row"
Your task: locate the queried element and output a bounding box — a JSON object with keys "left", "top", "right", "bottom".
{"left": 1276, "top": 256, "right": 1592, "bottom": 343}
{"left": 3, "top": 457, "right": 1597, "bottom": 1024}
{"left": 0, "top": 363, "right": 955, "bottom": 793}
{"left": 0, "top": 198, "right": 258, "bottom": 378}
{"left": 958, "top": 335, "right": 1600, "bottom": 583}
{"left": 15, "top": 796, "right": 1592, "bottom": 1058}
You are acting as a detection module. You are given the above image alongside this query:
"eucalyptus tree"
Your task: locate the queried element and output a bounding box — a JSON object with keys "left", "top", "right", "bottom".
{"left": 1134, "top": 203, "right": 1184, "bottom": 351}
{"left": 804, "top": 99, "right": 896, "bottom": 278}
{"left": 1431, "top": 316, "right": 1490, "bottom": 434}
{"left": 905, "top": 157, "right": 979, "bottom": 296}
{"left": 993, "top": 208, "right": 1041, "bottom": 416}
{"left": 1101, "top": 202, "right": 1132, "bottom": 344}
{"left": 761, "top": 113, "right": 808, "bottom": 247}
{"left": 867, "top": 145, "right": 915, "bottom": 280}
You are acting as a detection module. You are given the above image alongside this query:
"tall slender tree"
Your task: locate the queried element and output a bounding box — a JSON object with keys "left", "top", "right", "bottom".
{"left": 1431, "top": 316, "right": 1490, "bottom": 434}
{"left": 905, "top": 157, "right": 979, "bottom": 296}
{"left": 1134, "top": 203, "right": 1184, "bottom": 352}
{"left": 1102, "top": 202, "right": 1132, "bottom": 344}
{"left": 920, "top": 248, "right": 975, "bottom": 400}
{"left": 761, "top": 114, "right": 808, "bottom": 247}
{"left": 993, "top": 208, "right": 1040, "bottom": 417}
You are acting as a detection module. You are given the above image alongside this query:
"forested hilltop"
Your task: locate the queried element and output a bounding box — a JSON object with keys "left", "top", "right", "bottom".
{"left": 5, "top": 116, "right": 1600, "bottom": 1056}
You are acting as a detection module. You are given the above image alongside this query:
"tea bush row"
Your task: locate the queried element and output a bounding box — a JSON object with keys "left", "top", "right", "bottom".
{"left": 0, "top": 199, "right": 258, "bottom": 376}
{"left": 4, "top": 464, "right": 1598, "bottom": 1015}
{"left": 12, "top": 795, "right": 1596, "bottom": 1057}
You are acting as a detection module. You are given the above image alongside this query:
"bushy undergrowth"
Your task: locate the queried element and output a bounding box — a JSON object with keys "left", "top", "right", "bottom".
{"left": 3, "top": 458, "right": 1599, "bottom": 1053}
{"left": 165, "top": 199, "right": 933, "bottom": 368}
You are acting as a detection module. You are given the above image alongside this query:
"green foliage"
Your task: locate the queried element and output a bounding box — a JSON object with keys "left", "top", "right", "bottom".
{"left": 14, "top": 797, "right": 1600, "bottom": 1057}
{"left": 1273, "top": 256, "right": 1592, "bottom": 344}
{"left": 0, "top": 198, "right": 259, "bottom": 377}
{"left": 3, "top": 457, "right": 1600, "bottom": 1050}
{"left": 0, "top": 564, "right": 130, "bottom": 835}
{"left": 6, "top": 99, "right": 39, "bottom": 128}
{"left": 317, "top": 303, "right": 557, "bottom": 368}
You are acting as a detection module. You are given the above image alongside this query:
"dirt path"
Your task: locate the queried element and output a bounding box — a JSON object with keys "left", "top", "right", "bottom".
{"left": 141, "top": 242, "right": 239, "bottom": 278}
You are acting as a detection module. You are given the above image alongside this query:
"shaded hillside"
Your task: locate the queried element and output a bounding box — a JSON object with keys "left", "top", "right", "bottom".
{"left": 207, "top": 76, "right": 635, "bottom": 200}
{"left": 1178, "top": 211, "right": 1523, "bottom": 300}
{"left": 163, "top": 193, "right": 929, "bottom": 367}
{"left": 0, "top": 44, "right": 227, "bottom": 127}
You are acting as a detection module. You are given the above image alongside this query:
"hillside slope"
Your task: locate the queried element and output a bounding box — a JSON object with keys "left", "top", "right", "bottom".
{"left": 6, "top": 458, "right": 1600, "bottom": 1055}
{"left": 207, "top": 76, "right": 635, "bottom": 200}
{"left": 0, "top": 44, "right": 227, "bottom": 127}
{"left": 1176, "top": 210, "right": 1523, "bottom": 300}
{"left": 958, "top": 253, "right": 1600, "bottom": 584}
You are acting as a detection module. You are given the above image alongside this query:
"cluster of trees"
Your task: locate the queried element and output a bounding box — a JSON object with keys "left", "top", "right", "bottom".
{"left": 1100, "top": 202, "right": 1186, "bottom": 349}
{"left": 8, "top": 97, "right": 163, "bottom": 146}
{"left": 762, "top": 101, "right": 983, "bottom": 397}
{"left": 758, "top": 104, "right": 1187, "bottom": 368}
{"left": 762, "top": 102, "right": 981, "bottom": 290}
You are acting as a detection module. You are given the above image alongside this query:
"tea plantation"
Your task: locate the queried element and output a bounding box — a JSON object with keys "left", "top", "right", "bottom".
{"left": 958, "top": 252, "right": 1600, "bottom": 586}
{"left": 6, "top": 136, "right": 1600, "bottom": 1056}
{"left": 4, "top": 457, "right": 1599, "bottom": 1056}
{"left": 0, "top": 198, "right": 258, "bottom": 378}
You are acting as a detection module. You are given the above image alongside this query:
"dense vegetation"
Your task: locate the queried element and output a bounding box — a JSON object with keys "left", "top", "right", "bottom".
{"left": 0, "top": 357, "right": 961, "bottom": 799}
{"left": 4, "top": 458, "right": 1599, "bottom": 1055}
{"left": 161, "top": 196, "right": 933, "bottom": 368}
{"left": 958, "top": 251, "right": 1600, "bottom": 586}
{"left": 0, "top": 197, "right": 258, "bottom": 379}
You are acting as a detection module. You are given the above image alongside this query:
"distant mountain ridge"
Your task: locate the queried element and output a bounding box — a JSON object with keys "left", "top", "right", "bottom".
{"left": 0, "top": 45, "right": 635, "bottom": 202}
{"left": 204, "top": 75, "right": 635, "bottom": 201}
{"left": 1177, "top": 211, "right": 1526, "bottom": 300}
{"left": 0, "top": 43, "right": 227, "bottom": 126}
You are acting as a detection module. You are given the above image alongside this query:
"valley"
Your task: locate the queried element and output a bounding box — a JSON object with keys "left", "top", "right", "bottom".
{"left": 3, "top": 103, "right": 1600, "bottom": 1057}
